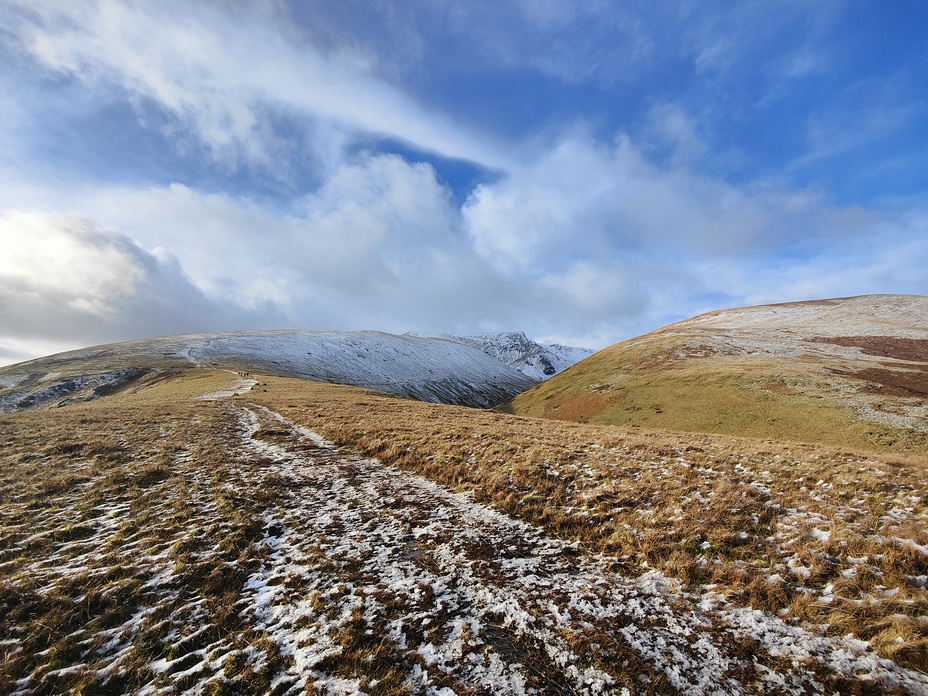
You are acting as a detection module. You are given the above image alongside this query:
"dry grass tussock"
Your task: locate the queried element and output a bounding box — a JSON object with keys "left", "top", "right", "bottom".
{"left": 251, "top": 375, "right": 928, "bottom": 673}
{"left": 0, "top": 398, "right": 292, "bottom": 694}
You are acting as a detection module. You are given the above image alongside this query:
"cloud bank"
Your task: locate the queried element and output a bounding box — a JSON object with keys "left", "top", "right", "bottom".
{"left": 0, "top": 209, "right": 284, "bottom": 359}
{"left": 8, "top": 1, "right": 503, "bottom": 172}
{"left": 1, "top": 0, "right": 926, "bottom": 365}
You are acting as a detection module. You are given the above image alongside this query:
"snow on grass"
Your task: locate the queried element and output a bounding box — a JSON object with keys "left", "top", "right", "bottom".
{"left": 0, "top": 407, "right": 286, "bottom": 694}
{"left": 4, "top": 388, "right": 927, "bottom": 694}
{"left": 195, "top": 370, "right": 258, "bottom": 400}
{"left": 227, "top": 404, "right": 928, "bottom": 694}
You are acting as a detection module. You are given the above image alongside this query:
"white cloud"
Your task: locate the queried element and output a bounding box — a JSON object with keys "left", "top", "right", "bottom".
{"left": 6, "top": 0, "right": 504, "bottom": 173}
{"left": 463, "top": 132, "right": 835, "bottom": 275}
{"left": 643, "top": 103, "right": 708, "bottom": 167}
{"left": 77, "top": 155, "right": 513, "bottom": 326}
{"left": 0, "top": 336, "right": 78, "bottom": 368}
{"left": 541, "top": 260, "right": 644, "bottom": 314}
{"left": 0, "top": 209, "right": 282, "bottom": 353}
{"left": 0, "top": 210, "right": 142, "bottom": 319}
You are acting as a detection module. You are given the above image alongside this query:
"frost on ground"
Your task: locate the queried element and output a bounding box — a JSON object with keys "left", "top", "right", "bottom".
{"left": 228, "top": 406, "right": 928, "bottom": 695}
{"left": 2, "top": 399, "right": 927, "bottom": 695}
{"left": 0, "top": 368, "right": 150, "bottom": 412}
{"left": 196, "top": 371, "right": 258, "bottom": 400}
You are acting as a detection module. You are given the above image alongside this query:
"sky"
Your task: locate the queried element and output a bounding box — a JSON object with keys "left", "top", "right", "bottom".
{"left": 1, "top": 0, "right": 927, "bottom": 365}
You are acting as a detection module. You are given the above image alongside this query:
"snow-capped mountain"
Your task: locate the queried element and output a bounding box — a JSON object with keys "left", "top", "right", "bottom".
{"left": 0, "top": 331, "right": 539, "bottom": 410}
{"left": 407, "top": 331, "right": 594, "bottom": 381}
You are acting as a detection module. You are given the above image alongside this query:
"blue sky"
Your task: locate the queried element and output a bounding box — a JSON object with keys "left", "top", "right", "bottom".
{"left": 1, "top": 1, "right": 926, "bottom": 365}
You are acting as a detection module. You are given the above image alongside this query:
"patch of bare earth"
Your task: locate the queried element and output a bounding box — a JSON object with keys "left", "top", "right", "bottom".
{"left": 829, "top": 366, "right": 928, "bottom": 398}
{"left": 812, "top": 337, "right": 928, "bottom": 363}
{"left": 811, "top": 336, "right": 928, "bottom": 398}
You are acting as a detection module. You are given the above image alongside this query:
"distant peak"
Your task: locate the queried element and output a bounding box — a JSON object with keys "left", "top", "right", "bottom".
{"left": 403, "top": 331, "right": 592, "bottom": 380}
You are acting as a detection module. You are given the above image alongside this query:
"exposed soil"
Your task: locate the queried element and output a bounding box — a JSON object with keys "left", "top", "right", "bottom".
{"left": 831, "top": 365, "right": 928, "bottom": 397}
{"left": 811, "top": 336, "right": 928, "bottom": 363}
{"left": 629, "top": 342, "right": 746, "bottom": 373}
{"left": 542, "top": 391, "right": 612, "bottom": 421}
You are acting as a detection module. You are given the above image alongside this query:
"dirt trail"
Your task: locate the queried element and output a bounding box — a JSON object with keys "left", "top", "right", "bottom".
{"left": 229, "top": 404, "right": 928, "bottom": 695}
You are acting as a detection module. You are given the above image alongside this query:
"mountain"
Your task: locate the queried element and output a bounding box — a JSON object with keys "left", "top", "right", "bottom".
{"left": 0, "top": 330, "right": 538, "bottom": 411}
{"left": 5, "top": 310, "right": 928, "bottom": 690}
{"left": 406, "top": 331, "right": 594, "bottom": 380}
{"left": 504, "top": 294, "right": 928, "bottom": 455}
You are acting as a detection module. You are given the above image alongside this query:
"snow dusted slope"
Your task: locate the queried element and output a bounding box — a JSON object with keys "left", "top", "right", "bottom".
{"left": 409, "top": 331, "right": 594, "bottom": 380}
{"left": 187, "top": 331, "right": 538, "bottom": 406}
{"left": 537, "top": 341, "right": 597, "bottom": 375}
{"left": 667, "top": 293, "right": 928, "bottom": 346}
{"left": 0, "top": 331, "right": 538, "bottom": 410}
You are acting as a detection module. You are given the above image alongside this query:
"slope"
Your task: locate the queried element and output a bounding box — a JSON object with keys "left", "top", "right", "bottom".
{"left": 3, "top": 370, "right": 926, "bottom": 692}
{"left": 408, "top": 331, "right": 594, "bottom": 380}
{"left": 0, "top": 330, "right": 538, "bottom": 411}
{"left": 504, "top": 295, "right": 928, "bottom": 456}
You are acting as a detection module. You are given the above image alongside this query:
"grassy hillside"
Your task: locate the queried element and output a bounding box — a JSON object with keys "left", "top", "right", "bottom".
{"left": 505, "top": 296, "right": 928, "bottom": 457}
{"left": 3, "top": 368, "right": 927, "bottom": 689}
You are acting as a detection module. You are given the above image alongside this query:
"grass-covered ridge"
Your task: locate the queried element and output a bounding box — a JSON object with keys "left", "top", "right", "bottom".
{"left": 505, "top": 295, "right": 928, "bottom": 457}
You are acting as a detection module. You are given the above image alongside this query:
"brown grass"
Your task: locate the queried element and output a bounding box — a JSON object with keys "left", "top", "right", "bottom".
{"left": 0, "top": 388, "right": 290, "bottom": 694}
{"left": 247, "top": 374, "right": 928, "bottom": 672}
{"left": 3, "top": 369, "right": 927, "bottom": 684}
